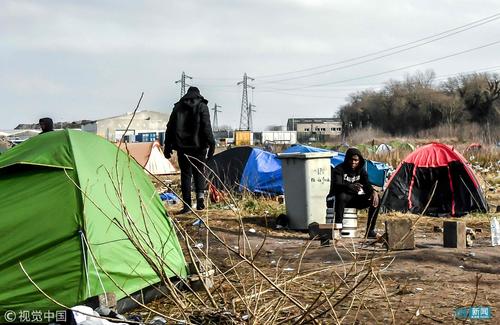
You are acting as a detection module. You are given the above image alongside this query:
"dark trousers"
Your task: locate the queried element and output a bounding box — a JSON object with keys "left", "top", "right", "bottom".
{"left": 177, "top": 149, "right": 208, "bottom": 208}
{"left": 334, "top": 192, "right": 379, "bottom": 233}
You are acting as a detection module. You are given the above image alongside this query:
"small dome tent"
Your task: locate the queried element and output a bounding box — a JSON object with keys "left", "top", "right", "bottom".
{"left": 375, "top": 143, "right": 392, "bottom": 154}
{"left": 207, "top": 146, "right": 283, "bottom": 195}
{"left": 0, "top": 130, "right": 187, "bottom": 314}
{"left": 381, "top": 143, "right": 487, "bottom": 217}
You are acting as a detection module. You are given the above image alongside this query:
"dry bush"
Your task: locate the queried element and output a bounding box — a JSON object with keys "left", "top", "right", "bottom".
{"left": 417, "top": 122, "right": 499, "bottom": 144}
{"left": 346, "top": 127, "right": 390, "bottom": 145}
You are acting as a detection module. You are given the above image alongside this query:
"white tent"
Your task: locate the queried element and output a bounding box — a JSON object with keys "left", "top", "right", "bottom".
{"left": 145, "top": 142, "right": 177, "bottom": 175}
{"left": 375, "top": 143, "right": 392, "bottom": 154}
{"left": 117, "top": 141, "right": 177, "bottom": 175}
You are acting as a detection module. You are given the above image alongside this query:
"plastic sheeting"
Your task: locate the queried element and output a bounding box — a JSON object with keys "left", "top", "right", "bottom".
{"left": 240, "top": 148, "right": 283, "bottom": 194}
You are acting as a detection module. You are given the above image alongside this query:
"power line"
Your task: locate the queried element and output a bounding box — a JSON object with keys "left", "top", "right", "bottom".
{"left": 253, "top": 12, "right": 500, "bottom": 80}
{"left": 191, "top": 75, "right": 239, "bottom": 81}
{"left": 255, "top": 15, "right": 500, "bottom": 85}
{"left": 256, "top": 90, "right": 351, "bottom": 99}
{"left": 433, "top": 65, "right": 500, "bottom": 81}
{"left": 254, "top": 67, "right": 500, "bottom": 99}
{"left": 256, "top": 65, "right": 500, "bottom": 92}
{"left": 262, "top": 39, "right": 500, "bottom": 91}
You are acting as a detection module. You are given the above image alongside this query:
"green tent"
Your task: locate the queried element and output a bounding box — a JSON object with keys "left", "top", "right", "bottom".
{"left": 0, "top": 130, "right": 187, "bottom": 313}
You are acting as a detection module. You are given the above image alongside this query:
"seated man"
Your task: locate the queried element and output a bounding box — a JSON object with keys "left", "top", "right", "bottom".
{"left": 328, "top": 148, "right": 380, "bottom": 239}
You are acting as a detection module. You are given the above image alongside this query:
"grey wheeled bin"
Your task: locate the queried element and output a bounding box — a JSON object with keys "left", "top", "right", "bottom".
{"left": 277, "top": 152, "right": 334, "bottom": 229}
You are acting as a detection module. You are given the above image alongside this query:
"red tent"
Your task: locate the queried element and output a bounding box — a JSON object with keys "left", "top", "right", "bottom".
{"left": 381, "top": 143, "right": 488, "bottom": 217}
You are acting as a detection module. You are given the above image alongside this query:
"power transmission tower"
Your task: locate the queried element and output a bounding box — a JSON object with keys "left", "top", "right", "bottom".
{"left": 248, "top": 103, "right": 256, "bottom": 131}
{"left": 212, "top": 103, "right": 222, "bottom": 131}
{"left": 175, "top": 71, "right": 192, "bottom": 98}
{"left": 237, "top": 73, "right": 255, "bottom": 130}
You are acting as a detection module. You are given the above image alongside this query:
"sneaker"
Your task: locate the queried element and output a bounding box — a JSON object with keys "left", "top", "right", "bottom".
{"left": 196, "top": 198, "right": 205, "bottom": 210}
{"left": 333, "top": 229, "right": 342, "bottom": 241}
{"left": 365, "top": 230, "right": 378, "bottom": 239}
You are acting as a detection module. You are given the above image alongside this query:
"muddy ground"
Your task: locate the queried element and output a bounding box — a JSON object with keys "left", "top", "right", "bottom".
{"left": 157, "top": 202, "right": 500, "bottom": 324}
{"left": 143, "top": 163, "right": 500, "bottom": 324}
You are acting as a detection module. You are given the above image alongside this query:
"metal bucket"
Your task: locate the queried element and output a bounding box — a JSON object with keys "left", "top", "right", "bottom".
{"left": 341, "top": 208, "right": 358, "bottom": 237}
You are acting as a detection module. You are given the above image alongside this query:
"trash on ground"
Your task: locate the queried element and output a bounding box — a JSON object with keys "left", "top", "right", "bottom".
{"left": 193, "top": 218, "right": 205, "bottom": 227}
{"left": 159, "top": 192, "right": 179, "bottom": 205}
{"left": 433, "top": 226, "right": 443, "bottom": 233}
{"left": 491, "top": 217, "right": 500, "bottom": 246}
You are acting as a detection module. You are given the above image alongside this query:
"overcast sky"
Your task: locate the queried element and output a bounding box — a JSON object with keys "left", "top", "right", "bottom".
{"left": 1, "top": 0, "right": 499, "bottom": 130}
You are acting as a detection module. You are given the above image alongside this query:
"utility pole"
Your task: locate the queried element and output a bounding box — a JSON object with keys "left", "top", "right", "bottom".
{"left": 175, "top": 71, "right": 192, "bottom": 98}
{"left": 237, "top": 73, "right": 255, "bottom": 131}
{"left": 212, "top": 103, "right": 222, "bottom": 131}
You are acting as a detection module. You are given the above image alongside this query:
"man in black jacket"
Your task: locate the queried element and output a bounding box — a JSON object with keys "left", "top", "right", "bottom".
{"left": 164, "top": 87, "right": 216, "bottom": 214}
{"left": 329, "top": 148, "right": 380, "bottom": 238}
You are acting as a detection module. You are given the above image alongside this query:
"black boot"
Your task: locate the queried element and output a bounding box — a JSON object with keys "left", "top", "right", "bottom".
{"left": 176, "top": 205, "right": 192, "bottom": 215}
{"left": 365, "top": 205, "right": 379, "bottom": 238}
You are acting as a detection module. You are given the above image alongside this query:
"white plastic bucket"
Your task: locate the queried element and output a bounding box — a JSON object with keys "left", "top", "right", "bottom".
{"left": 341, "top": 208, "right": 358, "bottom": 237}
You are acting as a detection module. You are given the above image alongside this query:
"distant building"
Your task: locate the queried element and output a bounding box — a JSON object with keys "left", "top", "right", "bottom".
{"left": 253, "top": 131, "right": 297, "bottom": 145}
{"left": 81, "top": 110, "right": 169, "bottom": 143}
{"left": 287, "top": 117, "right": 342, "bottom": 140}
{"left": 15, "top": 120, "right": 91, "bottom": 130}
{"left": 213, "top": 130, "right": 233, "bottom": 140}
{"left": 0, "top": 129, "right": 41, "bottom": 145}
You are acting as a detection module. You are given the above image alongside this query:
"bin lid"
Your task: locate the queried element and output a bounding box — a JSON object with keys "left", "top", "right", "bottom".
{"left": 277, "top": 152, "right": 334, "bottom": 159}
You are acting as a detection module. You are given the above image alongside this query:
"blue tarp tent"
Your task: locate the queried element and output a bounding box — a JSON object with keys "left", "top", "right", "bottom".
{"left": 241, "top": 149, "right": 283, "bottom": 194}
{"left": 208, "top": 147, "right": 283, "bottom": 195}
{"left": 283, "top": 144, "right": 390, "bottom": 187}
{"left": 208, "top": 145, "right": 390, "bottom": 196}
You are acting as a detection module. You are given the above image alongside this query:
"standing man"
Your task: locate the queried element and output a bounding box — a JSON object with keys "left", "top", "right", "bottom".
{"left": 39, "top": 118, "right": 54, "bottom": 134}
{"left": 328, "top": 148, "right": 380, "bottom": 238}
{"left": 164, "top": 87, "right": 215, "bottom": 214}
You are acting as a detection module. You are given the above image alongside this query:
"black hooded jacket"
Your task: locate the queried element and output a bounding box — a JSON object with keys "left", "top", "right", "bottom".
{"left": 164, "top": 92, "right": 215, "bottom": 153}
{"left": 330, "top": 148, "right": 374, "bottom": 196}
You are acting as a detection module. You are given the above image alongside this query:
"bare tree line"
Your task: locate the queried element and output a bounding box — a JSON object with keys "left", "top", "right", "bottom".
{"left": 339, "top": 70, "right": 500, "bottom": 140}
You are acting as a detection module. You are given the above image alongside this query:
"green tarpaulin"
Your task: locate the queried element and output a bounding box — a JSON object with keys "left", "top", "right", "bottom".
{"left": 0, "top": 130, "right": 187, "bottom": 313}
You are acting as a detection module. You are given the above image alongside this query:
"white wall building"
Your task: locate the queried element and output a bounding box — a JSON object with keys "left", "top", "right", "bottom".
{"left": 82, "top": 110, "right": 169, "bottom": 142}
{"left": 287, "top": 118, "right": 342, "bottom": 135}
